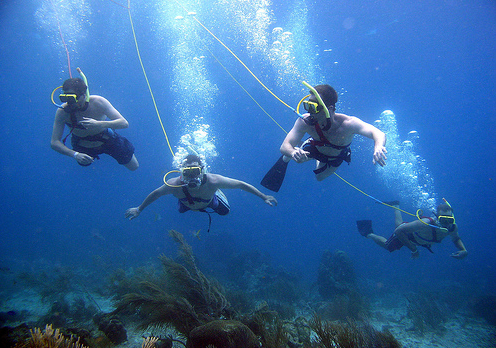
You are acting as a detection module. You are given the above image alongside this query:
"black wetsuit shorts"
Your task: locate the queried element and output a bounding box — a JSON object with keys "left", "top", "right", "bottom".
{"left": 71, "top": 129, "right": 135, "bottom": 166}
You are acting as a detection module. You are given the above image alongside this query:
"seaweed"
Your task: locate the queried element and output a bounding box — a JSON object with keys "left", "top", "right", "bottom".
{"left": 113, "top": 230, "right": 231, "bottom": 337}
{"left": 245, "top": 311, "right": 288, "bottom": 348}
{"left": 13, "top": 324, "right": 89, "bottom": 348}
{"left": 472, "top": 294, "right": 496, "bottom": 326}
{"left": 316, "top": 290, "right": 368, "bottom": 321}
{"left": 317, "top": 250, "right": 356, "bottom": 300}
{"left": 405, "top": 291, "right": 449, "bottom": 333}
{"left": 17, "top": 268, "right": 75, "bottom": 303}
{"left": 309, "top": 315, "right": 402, "bottom": 348}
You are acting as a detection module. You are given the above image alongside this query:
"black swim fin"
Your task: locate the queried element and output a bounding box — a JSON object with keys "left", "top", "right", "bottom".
{"left": 261, "top": 156, "right": 289, "bottom": 192}
{"left": 357, "top": 220, "right": 374, "bottom": 237}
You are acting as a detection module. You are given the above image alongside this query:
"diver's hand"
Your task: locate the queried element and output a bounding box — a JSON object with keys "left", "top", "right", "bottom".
{"left": 125, "top": 207, "right": 141, "bottom": 220}
{"left": 74, "top": 152, "right": 94, "bottom": 165}
{"left": 450, "top": 250, "right": 468, "bottom": 259}
{"left": 291, "top": 147, "right": 311, "bottom": 163}
{"left": 79, "top": 117, "right": 105, "bottom": 131}
{"left": 263, "top": 195, "right": 278, "bottom": 207}
{"left": 373, "top": 145, "right": 387, "bottom": 167}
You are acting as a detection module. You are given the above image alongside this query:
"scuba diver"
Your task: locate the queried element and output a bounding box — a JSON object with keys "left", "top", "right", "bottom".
{"left": 50, "top": 69, "right": 138, "bottom": 170}
{"left": 125, "top": 154, "right": 277, "bottom": 222}
{"left": 357, "top": 200, "right": 468, "bottom": 259}
{"left": 261, "top": 84, "right": 387, "bottom": 192}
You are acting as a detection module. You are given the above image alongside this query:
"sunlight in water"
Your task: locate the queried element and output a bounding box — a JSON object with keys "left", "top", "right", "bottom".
{"left": 173, "top": 125, "right": 218, "bottom": 171}
{"left": 376, "top": 110, "right": 437, "bottom": 211}
{"left": 145, "top": 0, "right": 324, "bottom": 166}
{"left": 156, "top": 0, "right": 219, "bottom": 165}
{"left": 34, "top": 0, "right": 91, "bottom": 74}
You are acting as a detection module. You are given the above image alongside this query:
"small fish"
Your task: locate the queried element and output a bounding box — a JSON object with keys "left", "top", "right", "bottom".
{"left": 190, "top": 229, "right": 201, "bottom": 240}
{"left": 91, "top": 231, "right": 106, "bottom": 242}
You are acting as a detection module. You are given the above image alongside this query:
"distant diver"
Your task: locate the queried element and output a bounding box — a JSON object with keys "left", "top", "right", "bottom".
{"left": 357, "top": 199, "right": 468, "bottom": 259}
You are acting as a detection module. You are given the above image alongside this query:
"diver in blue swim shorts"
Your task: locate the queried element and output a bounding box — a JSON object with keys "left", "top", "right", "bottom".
{"left": 50, "top": 74, "right": 139, "bottom": 170}
{"left": 125, "top": 154, "right": 277, "bottom": 221}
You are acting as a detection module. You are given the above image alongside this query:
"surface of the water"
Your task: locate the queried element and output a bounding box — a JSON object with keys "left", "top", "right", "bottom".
{"left": 1, "top": 0, "right": 495, "bottom": 296}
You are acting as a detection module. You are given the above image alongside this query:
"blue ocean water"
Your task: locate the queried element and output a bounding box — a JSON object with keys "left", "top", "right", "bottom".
{"left": 1, "top": 0, "right": 495, "bottom": 330}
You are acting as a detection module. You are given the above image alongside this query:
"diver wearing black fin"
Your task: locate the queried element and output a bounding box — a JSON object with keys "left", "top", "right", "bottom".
{"left": 260, "top": 155, "right": 289, "bottom": 192}
{"left": 357, "top": 200, "right": 468, "bottom": 260}
{"left": 264, "top": 83, "right": 387, "bottom": 190}
{"left": 357, "top": 220, "right": 374, "bottom": 237}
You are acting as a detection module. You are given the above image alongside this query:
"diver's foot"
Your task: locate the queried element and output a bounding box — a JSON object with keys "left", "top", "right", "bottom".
{"left": 357, "top": 220, "right": 373, "bottom": 237}
{"left": 282, "top": 155, "right": 291, "bottom": 163}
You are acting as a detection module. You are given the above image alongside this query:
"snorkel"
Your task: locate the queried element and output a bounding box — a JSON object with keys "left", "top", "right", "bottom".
{"left": 302, "top": 81, "right": 331, "bottom": 120}
{"left": 50, "top": 67, "right": 90, "bottom": 108}
{"left": 417, "top": 197, "right": 455, "bottom": 232}
{"left": 296, "top": 81, "right": 331, "bottom": 127}
{"left": 77, "top": 67, "right": 90, "bottom": 103}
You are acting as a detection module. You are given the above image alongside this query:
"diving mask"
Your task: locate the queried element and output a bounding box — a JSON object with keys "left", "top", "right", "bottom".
{"left": 182, "top": 166, "right": 202, "bottom": 178}
{"left": 59, "top": 93, "right": 81, "bottom": 105}
{"left": 438, "top": 215, "right": 455, "bottom": 226}
{"left": 181, "top": 166, "right": 203, "bottom": 188}
{"left": 303, "top": 100, "right": 322, "bottom": 114}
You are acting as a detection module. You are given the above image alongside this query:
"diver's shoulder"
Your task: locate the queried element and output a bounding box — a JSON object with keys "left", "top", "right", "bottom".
{"left": 205, "top": 173, "right": 222, "bottom": 181}
{"left": 337, "top": 113, "right": 357, "bottom": 122}
{"left": 88, "top": 95, "right": 107, "bottom": 103}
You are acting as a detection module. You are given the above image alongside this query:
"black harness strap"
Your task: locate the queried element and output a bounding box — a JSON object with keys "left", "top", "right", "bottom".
{"left": 61, "top": 102, "right": 89, "bottom": 145}
{"left": 312, "top": 123, "right": 350, "bottom": 150}
{"left": 180, "top": 174, "right": 208, "bottom": 206}
{"left": 62, "top": 111, "right": 77, "bottom": 145}
{"left": 181, "top": 186, "right": 196, "bottom": 205}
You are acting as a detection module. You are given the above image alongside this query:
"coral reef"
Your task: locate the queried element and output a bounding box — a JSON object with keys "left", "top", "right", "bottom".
{"left": 309, "top": 315, "right": 402, "bottom": 348}
{"left": 141, "top": 336, "right": 159, "bottom": 348}
{"left": 93, "top": 312, "right": 127, "bottom": 344}
{"left": 405, "top": 291, "right": 449, "bottom": 333}
{"left": 244, "top": 310, "right": 289, "bottom": 348}
{"left": 225, "top": 249, "right": 302, "bottom": 319}
{"left": 0, "top": 323, "right": 31, "bottom": 347}
{"left": 13, "top": 324, "right": 89, "bottom": 348}
{"left": 316, "top": 250, "right": 367, "bottom": 321}
{"left": 316, "top": 291, "right": 368, "bottom": 321}
{"left": 17, "top": 267, "right": 75, "bottom": 303}
{"left": 113, "top": 230, "right": 231, "bottom": 337}
{"left": 186, "top": 320, "right": 260, "bottom": 348}
{"left": 472, "top": 294, "right": 496, "bottom": 326}
{"left": 317, "top": 250, "right": 356, "bottom": 300}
